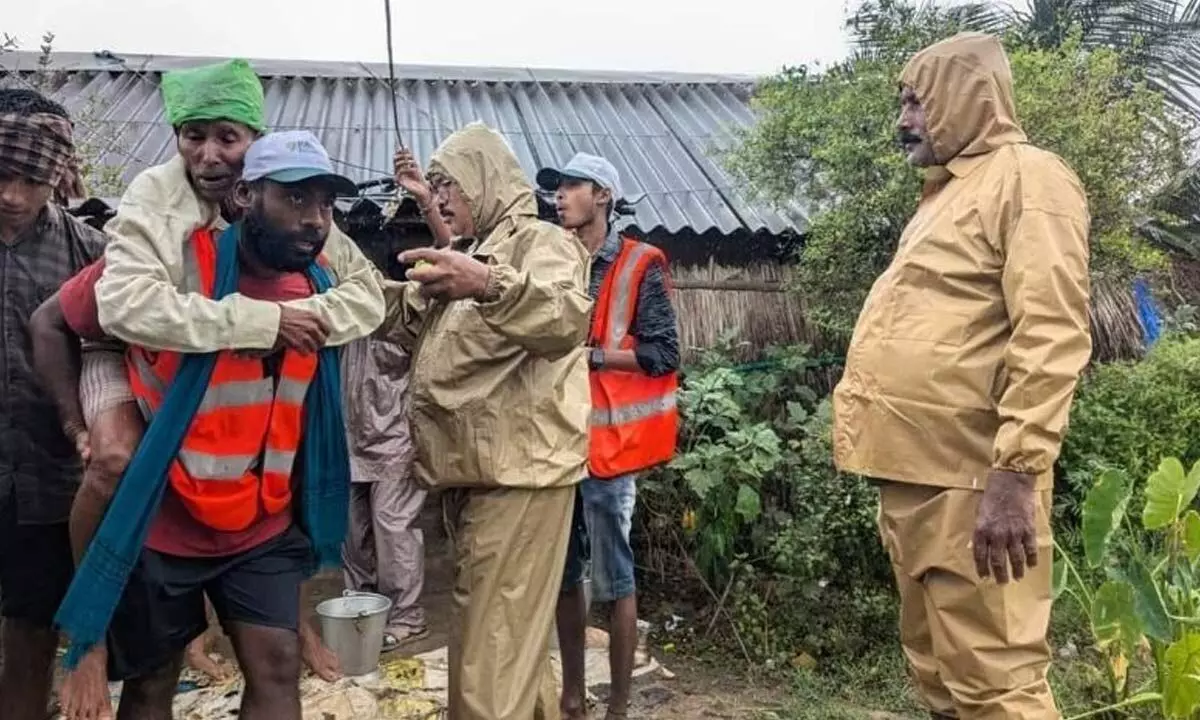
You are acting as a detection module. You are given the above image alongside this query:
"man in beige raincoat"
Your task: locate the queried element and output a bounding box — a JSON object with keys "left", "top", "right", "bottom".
{"left": 833, "top": 33, "right": 1091, "bottom": 719}
{"left": 378, "top": 122, "right": 592, "bottom": 720}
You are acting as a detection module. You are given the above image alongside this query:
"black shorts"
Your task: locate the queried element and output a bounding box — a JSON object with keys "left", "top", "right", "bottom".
{"left": 107, "top": 524, "right": 313, "bottom": 681}
{"left": 0, "top": 498, "right": 74, "bottom": 628}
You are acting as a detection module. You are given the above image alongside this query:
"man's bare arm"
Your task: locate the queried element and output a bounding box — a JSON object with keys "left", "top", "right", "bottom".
{"left": 30, "top": 293, "right": 86, "bottom": 447}
{"left": 30, "top": 292, "right": 144, "bottom": 566}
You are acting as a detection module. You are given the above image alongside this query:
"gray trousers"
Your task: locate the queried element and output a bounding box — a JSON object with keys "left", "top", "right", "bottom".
{"left": 341, "top": 477, "right": 427, "bottom": 631}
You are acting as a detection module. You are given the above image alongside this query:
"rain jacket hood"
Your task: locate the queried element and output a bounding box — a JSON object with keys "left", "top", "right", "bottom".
{"left": 428, "top": 122, "right": 537, "bottom": 241}
{"left": 380, "top": 123, "right": 593, "bottom": 491}
{"left": 901, "top": 32, "right": 1027, "bottom": 165}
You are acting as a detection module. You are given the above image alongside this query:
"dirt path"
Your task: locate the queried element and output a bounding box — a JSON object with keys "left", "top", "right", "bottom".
{"left": 288, "top": 505, "right": 786, "bottom": 719}
{"left": 50, "top": 499, "right": 799, "bottom": 719}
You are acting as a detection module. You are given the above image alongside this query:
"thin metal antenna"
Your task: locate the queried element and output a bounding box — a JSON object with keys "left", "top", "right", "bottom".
{"left": 384, "top": 0, "right": 404, "bottom": 148}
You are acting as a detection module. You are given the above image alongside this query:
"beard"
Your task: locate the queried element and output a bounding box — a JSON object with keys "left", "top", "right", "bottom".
{"left": 242, "top": 204, "right": 326, "bottom": 272}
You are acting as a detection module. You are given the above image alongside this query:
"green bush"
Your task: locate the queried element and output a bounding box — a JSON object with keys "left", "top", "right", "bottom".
{"left": 639, "top": 345, "right": 895, "bottom": 661}
{"left": 1059, "top": 335, "right": 1200, "bottom": 517}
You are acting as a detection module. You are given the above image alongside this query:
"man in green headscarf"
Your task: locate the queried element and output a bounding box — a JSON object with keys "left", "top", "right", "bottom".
{"left": 95, "top": 58, "right": 384, "bottom": 352}
{"left": 57, "top": 59, "right": 381, "bottom": 720}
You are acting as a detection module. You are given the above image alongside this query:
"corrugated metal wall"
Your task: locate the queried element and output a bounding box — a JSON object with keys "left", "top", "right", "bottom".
{"left": 1, "top": 52, "right": 808, "bottom": 238}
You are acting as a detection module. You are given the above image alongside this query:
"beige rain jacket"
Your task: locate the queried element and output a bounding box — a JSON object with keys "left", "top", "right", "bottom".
{"left": 832, "top": 32, "right": 1092, "bottom": 491}
{"left": 380, "top": 122, "right": 593, "bottom": 491}
{"left": 95, "top": 155, "right": 385, "bottom": 352}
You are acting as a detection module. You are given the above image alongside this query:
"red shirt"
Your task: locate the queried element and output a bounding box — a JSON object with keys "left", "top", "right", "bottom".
{"left": 59, "top": 258, "right": 313, "bottom": 557}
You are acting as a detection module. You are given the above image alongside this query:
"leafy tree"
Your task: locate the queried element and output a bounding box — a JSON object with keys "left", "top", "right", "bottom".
{"left": 857, "top": 0, "right": 1200, "bottom": 262}
{"left": 726, "top": 0, "right": 1193, "bottom": 335}
{"left": 854, "top": 0, "right": 1200, "bottom": 115}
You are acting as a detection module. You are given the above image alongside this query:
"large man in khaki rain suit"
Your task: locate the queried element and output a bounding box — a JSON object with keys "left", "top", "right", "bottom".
{"left": 833, "top": 33, "right": 1091, "bottom": 719}
{"left": 378, "top": 122, "right": 592, "bottom": 720}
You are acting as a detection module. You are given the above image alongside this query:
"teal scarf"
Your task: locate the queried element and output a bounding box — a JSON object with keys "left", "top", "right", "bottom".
{"left": 56, "top": 223, "right": 350, "bottom": 668}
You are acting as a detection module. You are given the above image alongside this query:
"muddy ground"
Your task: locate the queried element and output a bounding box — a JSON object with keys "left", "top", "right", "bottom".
{"left": 40, "top": 497, "right": 808, "bottom": 719}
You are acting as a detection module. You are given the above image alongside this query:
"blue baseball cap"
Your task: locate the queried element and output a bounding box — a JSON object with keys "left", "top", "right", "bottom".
{"left": 242, "top": 130, "right": 358, "bottom": 197}
{"left": 536, "top": 152, "right": 623, "bottom": 201}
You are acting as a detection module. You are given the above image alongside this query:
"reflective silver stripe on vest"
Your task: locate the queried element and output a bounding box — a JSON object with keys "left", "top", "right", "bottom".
{"left": 136, "top": 397, "right": 154, "bottom": 423}
{"left": 177, "top": 449, "right": 257, "bottom": 481}
{"left": 262, "top": 448, "right": 297, "bottom": 475}
{"left": 276, "top": 377, "right": 311, "bottom": 405}
{"left": 198, "top": 378, "right": 274, "bottom": 413}
{"left": 129, "top": 353, "right": 165, "bottom": 422}
{"left": 591, "top": 393, "right": 677, "bottom": 427}
{"left": 606, "top": 243, "right": 654, "bottom": 350}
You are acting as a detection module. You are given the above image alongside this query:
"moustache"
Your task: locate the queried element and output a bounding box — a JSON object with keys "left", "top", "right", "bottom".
{"left": 898, "top": 132, "right": 924, "bottom": 147}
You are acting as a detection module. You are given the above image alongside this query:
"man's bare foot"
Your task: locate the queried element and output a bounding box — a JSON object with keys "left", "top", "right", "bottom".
{"left": 184, "top": 636, "right": 230, "bottom": 682}
{"left": 60, "top": 645, "right": 114, "bottom": 720}
{"left": 300, "top": 620, "right": 342, "bottom": 682}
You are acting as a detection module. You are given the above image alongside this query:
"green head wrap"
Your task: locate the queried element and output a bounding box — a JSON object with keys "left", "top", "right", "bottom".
{"left": 161, "top": 59, "right": 266, "bottom": 132}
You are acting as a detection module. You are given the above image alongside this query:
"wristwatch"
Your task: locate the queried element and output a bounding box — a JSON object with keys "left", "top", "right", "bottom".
{"left": 589, "top": 348, "right": 605, "bottom": 370}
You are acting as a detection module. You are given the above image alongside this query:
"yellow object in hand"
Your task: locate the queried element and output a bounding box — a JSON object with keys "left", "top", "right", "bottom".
{"left": 414, "top": 259, "right": 433, "bottom": 269}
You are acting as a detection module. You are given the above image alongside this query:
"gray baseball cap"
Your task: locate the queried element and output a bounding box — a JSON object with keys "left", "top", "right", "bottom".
{"left": 536, "top": 152, "right": 622, "bottom": 201}
{"left": 242, "top": 130, "right": 358, "bottom": 197}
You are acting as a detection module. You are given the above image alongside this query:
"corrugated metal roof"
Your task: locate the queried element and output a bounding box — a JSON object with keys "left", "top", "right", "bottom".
{"left": 0, "top": 51, "right": 807, "bottom": 238}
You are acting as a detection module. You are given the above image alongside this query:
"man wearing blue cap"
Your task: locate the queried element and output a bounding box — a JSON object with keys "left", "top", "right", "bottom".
{"left": 539, "top": 153, "right": 680, "bottom": 720}
{"left": 36, "top": 130, "right": 366, "bottom": 720}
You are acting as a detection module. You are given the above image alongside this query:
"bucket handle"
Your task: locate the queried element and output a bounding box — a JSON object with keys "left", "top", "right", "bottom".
{"left": 342, "top": 589, "right": 379, "bottom": 620}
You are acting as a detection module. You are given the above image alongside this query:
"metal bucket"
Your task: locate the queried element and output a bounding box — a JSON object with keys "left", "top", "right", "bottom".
{"left": 315, "top": 590, "right": 393, "bottom": 677}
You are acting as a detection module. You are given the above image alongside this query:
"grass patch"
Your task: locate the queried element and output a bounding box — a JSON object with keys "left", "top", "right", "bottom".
{"left": 772, "top": 644, "right": 923, "bottom": 719}
{"left": 764, "top": 601, "right": 1149, "bottom": 720}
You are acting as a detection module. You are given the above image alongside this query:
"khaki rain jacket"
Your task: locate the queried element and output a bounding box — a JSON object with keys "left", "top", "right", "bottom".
{"left": 832, "top": 32, "right": 1092, "bottom": 491}
{"left": 380, "top": 122, "right": 593, "bottom": 491}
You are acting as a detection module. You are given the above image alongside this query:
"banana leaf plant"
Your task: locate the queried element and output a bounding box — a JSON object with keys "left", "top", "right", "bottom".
{"left": 1055, "top": 457, "right": 1200, "bottom": 718}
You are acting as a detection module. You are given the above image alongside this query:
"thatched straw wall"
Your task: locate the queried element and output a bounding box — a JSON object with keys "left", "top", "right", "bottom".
{"left": 671, "top": 258, "right": 1152, "bottom": 365}
{"left": 1090, "top": 279, "right": 1145, "bottom": 362}
{"left": 1172, "top": 258, "right": 1200, "bottom": 305}
{"left": 669, "top": 261, "right": 816, "bottom": 363}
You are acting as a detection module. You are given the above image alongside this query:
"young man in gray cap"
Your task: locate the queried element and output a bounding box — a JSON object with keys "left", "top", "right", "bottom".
{"left": 539, "top": 153, "right": 680, "bottom": 720}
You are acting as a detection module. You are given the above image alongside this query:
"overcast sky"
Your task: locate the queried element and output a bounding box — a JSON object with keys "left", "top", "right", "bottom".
{"left": 4, "top": 0, "right": 854, "bottom": 76}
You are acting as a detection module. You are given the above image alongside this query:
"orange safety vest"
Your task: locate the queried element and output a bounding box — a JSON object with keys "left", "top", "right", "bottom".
{"left": 589, "top": 235, "right": 680, "bottom": 478}
{"left": 125, "top": 228, "right": 319, "bottom": 533}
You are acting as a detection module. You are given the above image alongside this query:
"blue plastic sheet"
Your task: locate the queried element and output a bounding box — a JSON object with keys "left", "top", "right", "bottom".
{"left": 1134, "top": 277, "right": 1162, "bottom": 347}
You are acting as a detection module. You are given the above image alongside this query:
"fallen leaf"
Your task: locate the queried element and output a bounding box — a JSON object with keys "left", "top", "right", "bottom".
{"left": 791, "top": 652, "right": 817, "bottom": 671}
